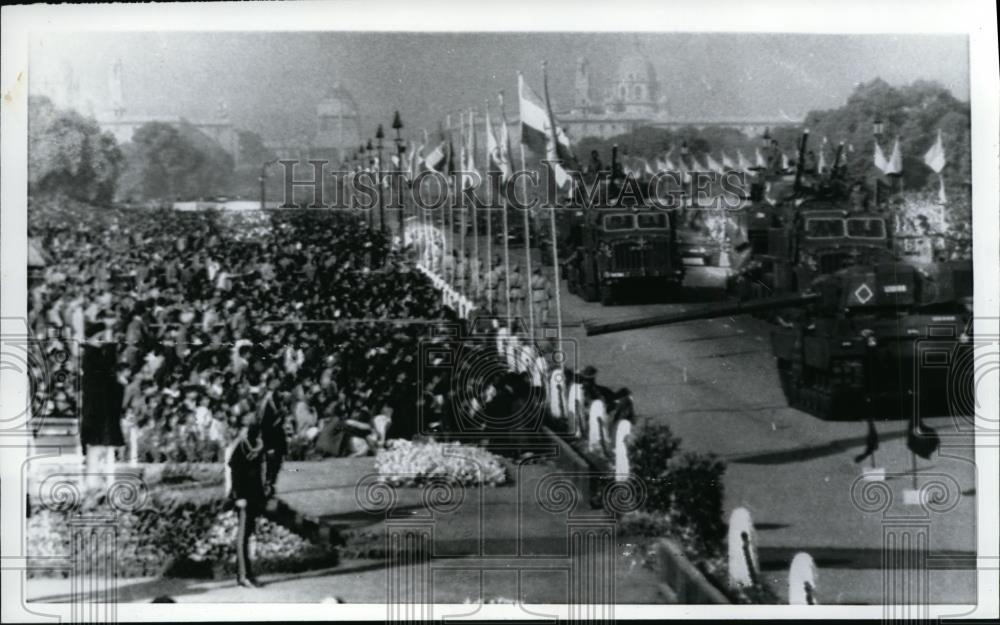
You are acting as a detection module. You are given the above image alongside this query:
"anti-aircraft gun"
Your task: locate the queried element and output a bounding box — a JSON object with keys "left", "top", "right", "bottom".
{"left": 730, "top": 131, "right": 899, "bottom": 303}
{"left": 585, "top": 259, "right": 974, "bottom": 420}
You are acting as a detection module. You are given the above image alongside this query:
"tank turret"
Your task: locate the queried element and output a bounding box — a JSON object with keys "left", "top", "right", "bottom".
{"left": 585, "top": 259, "right": 973, "bottom": 420}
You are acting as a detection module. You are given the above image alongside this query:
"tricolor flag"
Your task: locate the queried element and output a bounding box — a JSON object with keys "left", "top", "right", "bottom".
{"left": 923, "top": 130, "right": 947, "bottom": 173}
{"left": 497, "top": 93, "right": 515, "bottom": 183}
{"left": 873, "top": 141, "right": 889, "bottom": 173}
{"left": 885, "top": 138, "right": 903, "bottom": 175}
{"left": 519, "top": 71, "right": 574, "bottom": 158}
{"left": 519, "top": 69, "right": 575, "bottom": 191}
{"left": 410, "top": 133, "right": 426, "bottom": 177}
{"left": 425, "top": 125, "right": 447, "bottom": 173}
{"left": 485, "top": 102, "right": 510, "bottom": 180}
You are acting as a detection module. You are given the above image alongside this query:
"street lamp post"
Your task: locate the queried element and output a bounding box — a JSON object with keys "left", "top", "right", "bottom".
{"left": 392, "top": 111, "right": 406, "bottom": 237}
{"left": 259, "top": 159, "right": 277, "bottom": 210}
{"left": 376, "top": 124, "right": 386, "bottom": 234}
{"left": 873, "top": 116, "right": 884, "bottom": 205}
{"left": 366, "top": 138, "right": 375, "bottom": 231}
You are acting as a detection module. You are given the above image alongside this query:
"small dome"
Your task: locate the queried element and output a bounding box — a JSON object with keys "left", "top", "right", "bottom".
{"left": 317, "top": 82, "right": 359, "bottom": 118}
{"left": 617, "top": 53, "right": 655, "bottom": 84}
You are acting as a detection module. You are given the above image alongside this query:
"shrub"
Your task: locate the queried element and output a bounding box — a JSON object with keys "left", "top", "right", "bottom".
{"left": 625, "top": 422, "right": 726, "bottom": 551}
{"left": 375, "top": 439, "right": 507, "bottom": 487}
{"left": 627, "top": 422, "right": 682, "bottom": 511}
{"left": 665, "top": 451, "right": 727, "bottom": 550}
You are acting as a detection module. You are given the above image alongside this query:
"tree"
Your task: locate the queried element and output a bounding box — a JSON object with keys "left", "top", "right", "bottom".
{"left": 28, "top": 95, "right": 123, "bottom": 204}
{"left": 118, "top": 120, "right": 235, "bottom": 203}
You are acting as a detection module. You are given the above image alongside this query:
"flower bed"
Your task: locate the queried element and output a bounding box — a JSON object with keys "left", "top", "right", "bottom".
{"left": 375, "top": 439, "right": 507, "bottom": 487}
{"left": 26, "top": 467, "right": 336, "bottom": 579}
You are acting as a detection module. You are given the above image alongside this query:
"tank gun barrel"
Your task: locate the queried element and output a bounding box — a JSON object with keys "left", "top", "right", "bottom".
{"left": 584, "top": 292, "right": 821, "bottom": 336}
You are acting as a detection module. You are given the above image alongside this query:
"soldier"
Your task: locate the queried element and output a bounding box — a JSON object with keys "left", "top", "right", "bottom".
{"left": 530, "top": 266, "right": 552, "bottom": 328}
{"left": 469, "top": 254, "right": 483, "bottom": 299}
{"left": 508, "top": 264, "right": 525, "bottom": 320}
{"left": 228, "top": 413, "right": 266, "bottom": 588}
{"left": 455, "top": 251, "right": 469, "bottom": 294}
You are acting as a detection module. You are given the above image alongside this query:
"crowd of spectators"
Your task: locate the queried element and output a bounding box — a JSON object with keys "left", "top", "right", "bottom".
{"left": 27, "top": 198, "right": 635, "bottom": 472}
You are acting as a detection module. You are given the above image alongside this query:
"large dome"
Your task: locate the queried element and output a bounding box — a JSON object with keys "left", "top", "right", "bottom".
{"left": 317, "top": 82, "right": 359, "bottom": 118}
{"left": 617, "top": 53, "right": 656, "bottom": 84}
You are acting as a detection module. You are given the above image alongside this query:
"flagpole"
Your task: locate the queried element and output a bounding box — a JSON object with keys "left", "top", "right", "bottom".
{"left": 469, "top": 109, "right": 480, "bottom": 302}
{"left": 540, "top": 60, "right": 564, "bottom": 349}
{"left": 520, "top": 143, "right": 535, "bottom": 339}
{"left": 484, "top": 100, "right": 494, "bottom": 313}
{"left": 498, "top": 92, "right": 513, "bottom": 330}
{"left": 459, "top": 111, "right": 467, "bottom": 298}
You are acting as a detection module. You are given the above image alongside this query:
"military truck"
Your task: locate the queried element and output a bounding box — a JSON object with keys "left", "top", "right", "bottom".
{"left": 561, "top": 146, "right": 684, "bottom": 305}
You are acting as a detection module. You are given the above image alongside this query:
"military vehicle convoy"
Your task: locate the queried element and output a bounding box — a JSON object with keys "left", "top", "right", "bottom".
{"left": 560, "top": 146, "right": 685, "bottom": 305}
{"left": 584, "top": 131, "right": 974, "bottom": 420}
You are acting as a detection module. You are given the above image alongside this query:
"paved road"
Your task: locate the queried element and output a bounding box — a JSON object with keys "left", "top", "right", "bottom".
{"left": 552, "top": 264, "right": 977, "bottom": 605}
{"left": 398, "top": 228, "right": 975, "bottom": 604}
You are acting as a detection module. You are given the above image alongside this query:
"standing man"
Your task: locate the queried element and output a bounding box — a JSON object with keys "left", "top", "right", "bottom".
{"left": 530, "top": 266, "right": 552, "bottom": 329}
{"left": 257, "top": 374, "right": 288, "bottom": 497}
{"left": 81, "top": 319, "right": 125, "bottom": 488}
{"left": 508, "top": 264, "right": 525, "bottom": 321}
{"left": 228, "top": 414, "right": 266, "bottom": 588}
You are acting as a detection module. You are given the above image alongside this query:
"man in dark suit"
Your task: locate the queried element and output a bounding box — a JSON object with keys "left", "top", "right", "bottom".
{"left": 228, "top": 414, "right": 266, "bottom": 588}
{"left": 257, "top": 374, "right": 288, "bottom": 496}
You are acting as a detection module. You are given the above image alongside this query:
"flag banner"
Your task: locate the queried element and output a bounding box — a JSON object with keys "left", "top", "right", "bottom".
{"left": 873, "top": 141, "right": 889, "bottom": 173}
{"left": 411, "top": 139, "right": 425, "bottom": 177}
{"left": 518, "top": 72, "right": 573, "bottom": 162}
{"left": 923, "top": 129, "right": 947, "bottom": 173}
{"left": 780, "top": 151, "right": 790, "bottom": 171}
{"left": 817, "top": 149, "right": 827, "bottom": 173}
{"left": 737, "top": 150, "right": 753, "bottom": 172}
{"left": 705, "top": 154, "right": 724, "bottom": 174}
{"left": 498, "top": 94, "right": 515, "bottom": 183}
{"left": 937, "top": 176, "right": 947, "bottom": 204}
{"left": 721, "top": 152, "right": 736, "bottom": 171}
{"left": 754, "top": 148, "right": 767, "bottom": 169}
{"left": 886, "top": 138, "right": 903, "bottom": 175}
{"left": 485, "top": 104, "right": 500, "bottom": 169}
{"left": 425, "top": 141, "right": 447, "bottom": 172}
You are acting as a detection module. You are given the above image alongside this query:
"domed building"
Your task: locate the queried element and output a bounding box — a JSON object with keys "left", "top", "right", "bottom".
{"left": 310, "top": 82, "right": 362, "bottom": 164}
{"left": 558, "top": 51, "right": 798, "bottom": 143}
{"left": 607, "top": 53, "right": 662, "bottom": 117}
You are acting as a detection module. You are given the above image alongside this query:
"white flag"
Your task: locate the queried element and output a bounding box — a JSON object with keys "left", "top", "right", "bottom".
{"left": 873, "top": 141, "right": 889, "bottom": 173}
{"left": 885, "top": 138, "right": 903, "bottom": 175}
{"left": 923, "top": 129, "right": 946, "bottom": 173}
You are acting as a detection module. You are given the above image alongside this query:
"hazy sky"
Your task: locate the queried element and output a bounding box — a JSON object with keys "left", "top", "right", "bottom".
{"left": 30, "top": 32, "right": 968, "bottom": 143}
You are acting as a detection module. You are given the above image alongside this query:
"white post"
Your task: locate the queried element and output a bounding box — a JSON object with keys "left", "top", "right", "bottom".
{"left": 727, "top": 507, "right": 758, "bottom": 587}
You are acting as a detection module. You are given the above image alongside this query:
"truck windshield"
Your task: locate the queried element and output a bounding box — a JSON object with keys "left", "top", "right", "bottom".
{"left": 805, "top": 218, "right": 845, "bottom": 239}
{"left": 603, "top": 214, "right": 635, "bottom": 231}
{"left": 637, "top": 213, "right": 669, "bottom": 229}
{"left": 846, "top": 218, "right": 887, "bottom": 239}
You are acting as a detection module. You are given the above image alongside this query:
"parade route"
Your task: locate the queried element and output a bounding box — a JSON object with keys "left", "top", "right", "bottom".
{"left": 556, "top": 266, "right": 977, "bottom": 604}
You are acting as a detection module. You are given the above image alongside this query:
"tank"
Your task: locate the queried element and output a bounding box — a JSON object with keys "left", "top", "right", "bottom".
{"left": 585, "top": 259, "right": 974, "bottom": 420}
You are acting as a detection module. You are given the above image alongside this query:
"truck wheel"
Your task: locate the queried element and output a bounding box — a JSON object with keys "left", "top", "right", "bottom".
{"left": 600, "top": 285, "right": 615, "bottom": 306}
